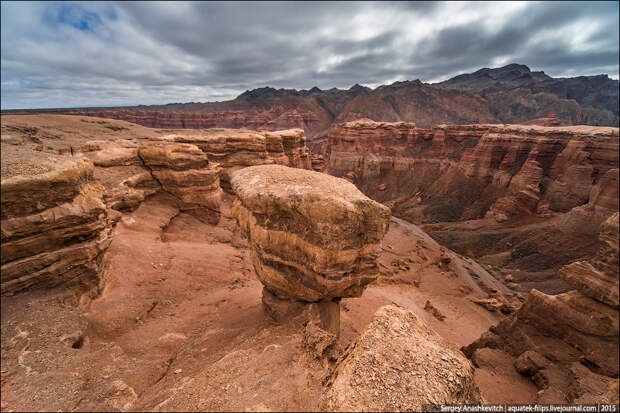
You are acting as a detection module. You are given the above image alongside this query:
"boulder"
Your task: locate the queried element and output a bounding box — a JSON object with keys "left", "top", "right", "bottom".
{"left": 319, "top": 304, "right": 482, "bottom": 411}
{"left": 231, "top": 164, "right": 390, "bottom": 302}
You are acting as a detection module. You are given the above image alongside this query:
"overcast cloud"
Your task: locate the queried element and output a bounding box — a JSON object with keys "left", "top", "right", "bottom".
{"left": 1, "top": 1, "right": 618, "bottom": 109}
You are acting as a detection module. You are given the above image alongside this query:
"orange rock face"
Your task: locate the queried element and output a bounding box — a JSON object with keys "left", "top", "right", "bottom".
{"left": 325, "top": 120, "right": 619, "bottom": 222}
{"left": 157, "top": 128, "right": 312, "bottom": 191}
{"left": 231, "top": 165, "right": 390, "bottom": 302}
{"left": 1, "top": 159, "right": 113, "bottom": 295}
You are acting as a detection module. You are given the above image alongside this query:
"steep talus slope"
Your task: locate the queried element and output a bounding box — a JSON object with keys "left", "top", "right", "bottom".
{"left": 5, "top": 64, "right": 618, "bottom": 138}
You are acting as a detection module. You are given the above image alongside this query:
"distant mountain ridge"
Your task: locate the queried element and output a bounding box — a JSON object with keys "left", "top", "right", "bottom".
{"left": 5, "top": 63, "right": 618, "bottom": 137}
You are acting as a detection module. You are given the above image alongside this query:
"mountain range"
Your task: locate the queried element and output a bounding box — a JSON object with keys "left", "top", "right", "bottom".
{"left": 5, "top": 63, "right": 618, "bottom": 138}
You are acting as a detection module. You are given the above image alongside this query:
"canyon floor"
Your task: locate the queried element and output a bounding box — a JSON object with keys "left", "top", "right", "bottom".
{"left": 1, "top": 114, "right": 615, "bottom": 411}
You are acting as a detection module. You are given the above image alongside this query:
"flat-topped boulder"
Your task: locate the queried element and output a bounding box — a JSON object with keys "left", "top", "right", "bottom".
{"left": 231, "top": 165, "right": 390, "bottom": 302}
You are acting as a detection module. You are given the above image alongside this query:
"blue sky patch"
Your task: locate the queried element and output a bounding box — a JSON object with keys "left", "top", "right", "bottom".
{"left": 45, "top": 4, "right": 103, "bottom": 32}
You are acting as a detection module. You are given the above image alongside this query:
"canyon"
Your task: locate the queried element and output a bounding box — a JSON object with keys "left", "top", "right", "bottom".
{"left": 1, "top": 113, "right": 618, "bottom": 410}
{"left": 5, "top": 64, "right": 619, "bottom": 140}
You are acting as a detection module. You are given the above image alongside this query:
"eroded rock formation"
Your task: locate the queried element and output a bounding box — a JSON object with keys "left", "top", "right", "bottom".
{"left": 156, "top": 128, "right": 312, "bottom": 191}
{"left": 323, "top": 119, "right": 619, "bottom": 275}
{"left": 463, "top": 213, "right": 619, "bottom": 404}
{"left": 138, "top": 143, "right": 223, "bottom": 223}
{"left": 231, "top": 164, "right": 391, "bottom": 302}
{"left": 320, "top": 304, "right": 482, "bottom": 411}
{"left": 326, "top": 119, "right": 618, "bottom": 222}
{"left": 1, "top": 159, "right": 112, "bottom": 295}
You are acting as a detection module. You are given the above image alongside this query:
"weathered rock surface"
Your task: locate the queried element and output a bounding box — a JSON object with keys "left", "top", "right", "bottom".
{"left": 1, "top": 159, "right": 112, "bottom": 295}
{"left": 138, "top": 143, "right": 223, "bottom": 223}
{"left": 323, "top": 119, "right": 619, "bottom": 275}
{"left": 326, "top": 119, "right": 618, "bottom": 223}
{"left": 231, "top": 165, "right": 390, "bottom": 302}
{"left": 320, "top": 304, "right": 482, "bottom": 411}
{"left": 156, "top": 128, "right": 312, "bottom": 191}
{"left": 463, "top": 213, "right": 619, "bottom": 403}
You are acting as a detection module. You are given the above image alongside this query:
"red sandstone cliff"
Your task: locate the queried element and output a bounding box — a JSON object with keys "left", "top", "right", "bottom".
{"left": 322, "top": 119, "right": 619, "bottom": 275}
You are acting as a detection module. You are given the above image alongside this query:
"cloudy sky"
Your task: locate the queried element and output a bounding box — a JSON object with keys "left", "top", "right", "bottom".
{"left": 1, "top": 1, "right": 618, "bottom": 109}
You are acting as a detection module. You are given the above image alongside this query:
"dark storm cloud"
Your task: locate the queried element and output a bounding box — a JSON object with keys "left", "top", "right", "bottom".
{"left": 1, "top": 1, "right": 618, "bottom": 109}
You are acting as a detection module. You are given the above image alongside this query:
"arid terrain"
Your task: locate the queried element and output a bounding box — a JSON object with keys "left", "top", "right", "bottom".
{"left": 1, "top": 114, "right": 618, "bottom": 411}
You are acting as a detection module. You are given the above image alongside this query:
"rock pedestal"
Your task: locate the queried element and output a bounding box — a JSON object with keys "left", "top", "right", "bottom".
{"left": 231, "top": 165, "right": 390, "bottom": 335}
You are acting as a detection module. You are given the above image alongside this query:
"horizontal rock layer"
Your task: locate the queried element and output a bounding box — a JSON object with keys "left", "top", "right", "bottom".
{"left": 320, "top": 304, "right": 482, "bottom": 411}
{"left": 326, "top": 119, "right": 619, "bottom": 222}
{"left": 231, "top": 165, "right": 390, "bottom": 301}
{"left": 159, "top": 128, "right": 312, "bottom": 191}
{"left": 322, "top": 119, "right": 619, "bottom": 273}
{"left": 1, "top": 159, "right": 112, "bottom": 295}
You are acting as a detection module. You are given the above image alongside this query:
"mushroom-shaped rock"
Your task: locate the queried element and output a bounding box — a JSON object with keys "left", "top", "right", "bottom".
{"left": 319, "top": 304, "right": 482, "bottom": 411}
{"left": 231, "top": 165, "right": 390, "bottom": 302}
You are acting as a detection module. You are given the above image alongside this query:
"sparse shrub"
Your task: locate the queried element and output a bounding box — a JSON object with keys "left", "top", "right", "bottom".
{"left": 105, "top": 125, "right": 129, "bottom": 132}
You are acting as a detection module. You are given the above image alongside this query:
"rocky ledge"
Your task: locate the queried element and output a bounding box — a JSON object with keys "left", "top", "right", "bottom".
{"left": 153, "top": 128, "right": 312, "bottom": 191}
{"left": 1, "top": 159, "right": 112, "bottom": 295}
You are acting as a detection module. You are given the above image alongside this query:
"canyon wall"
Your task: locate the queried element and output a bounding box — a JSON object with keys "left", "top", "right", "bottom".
{"left": 54, "top": 109, "right": 320, "bottom": 135}
{"left": 322, "top": 119, "right": 619, "bottom": 273}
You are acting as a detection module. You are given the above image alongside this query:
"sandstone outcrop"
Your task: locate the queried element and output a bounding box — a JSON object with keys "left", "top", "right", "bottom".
{"left": 326, "top": 119, "right": 618, "bottom": 222}
{"left": 138, "top": 143, "right": 223, "bottom": 223}
{"left": 319, "top": 304, "right": 482, "bottom": 411}
{"left": 1, "top": 159, "right": 112, "bottom": 295}
{"left": 231, "top": 165, "right": 390, "bottom": 303}
{"left": 159, "top": 128, "right": 312, "bottom": 191}
{"left": 324, "top": 119, "right": 619, "bottom": 273}
{"left": 463, "top": 213, "right": 619, "bottom": 403}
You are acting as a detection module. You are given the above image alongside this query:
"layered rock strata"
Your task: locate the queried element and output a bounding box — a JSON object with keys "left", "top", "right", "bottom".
{"left": 323, "top": 119, "right": 619, "bottom": 272}
{"left": 320, "top": 304, "right": 482, "bottom": 411}
{"left": 1, "top": 159, "right": 112, "bottom": 295}
{"left": 138, "top": 143, "right": 223, "bottom": 223}
{"left": 463, "top": 213, "right": 619, "bottom": 403}
{"left": 232, "top": 164, "right": 390, "bottom": 301}
{"left": 160, "top": 128, "right": 312, "bottom": 191}
{"left": 231, "top": 165, "right": 390, "bottom": 332}
{"left": 47, "top": 108, "right": 320, "bottom": 134}
{"left": 326, "top": 119, "right": 619, "bottom": 222}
